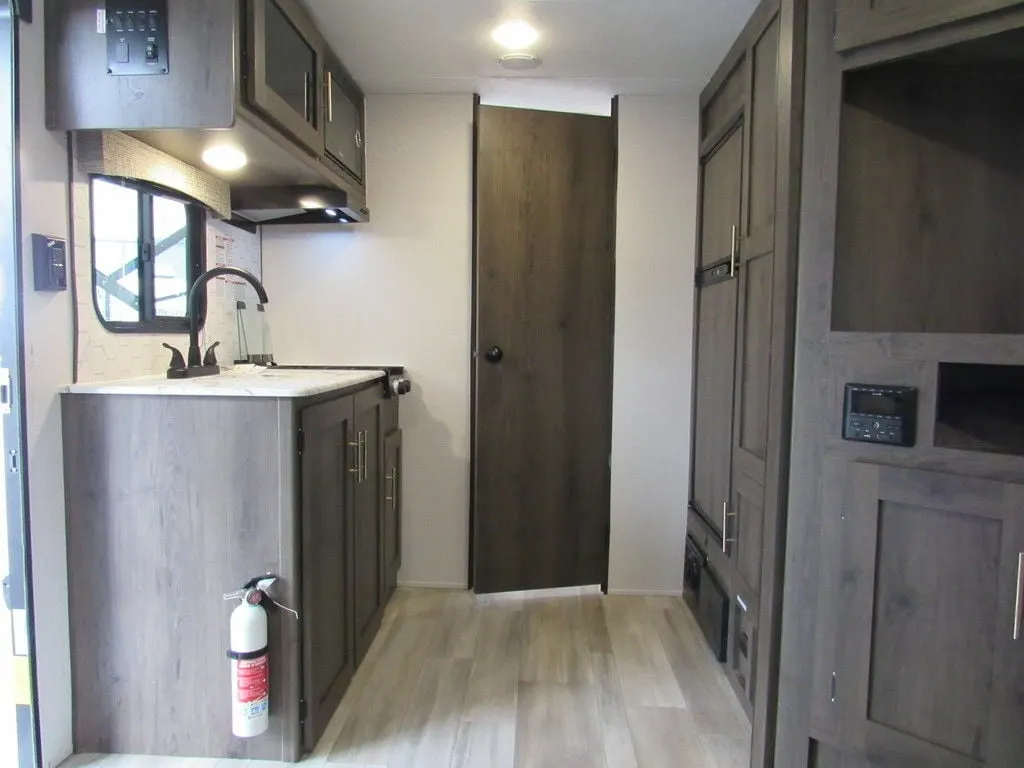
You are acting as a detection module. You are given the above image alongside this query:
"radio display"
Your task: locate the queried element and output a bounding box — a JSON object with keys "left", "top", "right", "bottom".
{"left": 851, "top": 390, "right": 899, "bottom": 416}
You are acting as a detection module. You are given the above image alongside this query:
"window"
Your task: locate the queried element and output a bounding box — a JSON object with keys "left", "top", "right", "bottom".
{"left": 90, "top": 176, "right": 206, "bottom": 332}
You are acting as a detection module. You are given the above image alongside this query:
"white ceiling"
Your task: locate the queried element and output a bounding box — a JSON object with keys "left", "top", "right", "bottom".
{"left": 304, "top": 0, "right": 759, "bottom": 109}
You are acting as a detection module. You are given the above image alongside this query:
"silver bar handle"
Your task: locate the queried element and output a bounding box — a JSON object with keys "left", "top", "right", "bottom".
{"left": 1014, "top": 552, "right": 1023, "bottom": 641}
{"left": 362, "top": 431, "right": 369, "bottom": 483}
{"left": 348, "top": 436, "right": 359, "bottom": 476}
{"left": 355, "top": 129, "right": 363, "bottom": 149}
{"left": 326, "top": 70, "right": 334, "bottom": 123}
{"left": 359, "top": 431, "right": 366, "bottom": 483}
{"left": 303, "top": 73, "right": 310, "bottom": 123}
{"left": 729, "top": 225, "right": 739, "bottom": 278}
{"left": 722, "top": 500, "right": 737, "bottom": 554}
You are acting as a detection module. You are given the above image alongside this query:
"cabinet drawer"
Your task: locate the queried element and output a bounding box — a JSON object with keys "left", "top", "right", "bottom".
{"left": 835, "top": 0, "right": 1024, "bottom": 52}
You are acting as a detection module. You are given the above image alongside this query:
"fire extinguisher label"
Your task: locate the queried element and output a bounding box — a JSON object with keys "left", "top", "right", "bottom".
{"left": 237, "top": 654, "right": 269, "bottom": 708}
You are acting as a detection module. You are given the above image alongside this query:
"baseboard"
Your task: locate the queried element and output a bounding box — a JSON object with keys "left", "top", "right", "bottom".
{"left": 607, "top": 588, "right": 684, "bottom": 597}
{"left": 396, "top": 580, "right": 469, "bottom": 590}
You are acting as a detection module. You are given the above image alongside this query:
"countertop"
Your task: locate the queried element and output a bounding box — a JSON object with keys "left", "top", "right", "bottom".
{"left": 63, "top": 366, "right": 386, "bottom": 398}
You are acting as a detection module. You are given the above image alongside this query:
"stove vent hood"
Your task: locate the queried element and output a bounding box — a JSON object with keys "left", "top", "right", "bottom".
{"left": 231, "top": 185, "right": 369, "bottom": 226}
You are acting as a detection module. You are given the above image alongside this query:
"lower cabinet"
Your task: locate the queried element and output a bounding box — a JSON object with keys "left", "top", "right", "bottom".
{"left": 818, "top": 463, "right": 1024, "bottom": 767}
{"left": 299, "top": 386, "right": 401, "bottom": 750}
{"left": 61, "top": 381, "right": 403, "bottom": 761}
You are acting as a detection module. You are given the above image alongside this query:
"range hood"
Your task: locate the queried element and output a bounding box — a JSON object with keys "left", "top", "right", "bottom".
{"left": 231, "top": 185, "right": 369, "bottom": 227}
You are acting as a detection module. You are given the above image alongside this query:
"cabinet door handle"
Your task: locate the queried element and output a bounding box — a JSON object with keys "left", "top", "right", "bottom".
{"left": 722, "top": 500, "right": 737, "bottom": 554}
{"left": 348, "top": 438, "right": 359, "bottom": 476}
{"left": 326, "top": 70, "right": 334, "bottom": 123}
{"left": 729, "top": 224, "right": 739, "bottom": 277}
{"left": 1014, "top": 552, "right": 1023, "bottom": 641}
{"left": 385, "top": 470, "right": 396, "bottom": 503}
{"left": 355, "top": 129, "right": 363, "bottom": 149}
{"left": 303, "top": 73, "right": 310, "bottom": 123}
{"left": 360, "top": 431, "right": 367, "bottom": 483}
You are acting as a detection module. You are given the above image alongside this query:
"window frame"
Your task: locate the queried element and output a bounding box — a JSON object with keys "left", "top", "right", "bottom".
{"left": 89, "top": 175, "right": 207, "bottom": 334}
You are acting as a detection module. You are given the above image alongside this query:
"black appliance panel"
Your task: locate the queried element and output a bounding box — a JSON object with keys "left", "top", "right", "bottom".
{"left": 842, "top": 383, "right": 917, "bottom": 446}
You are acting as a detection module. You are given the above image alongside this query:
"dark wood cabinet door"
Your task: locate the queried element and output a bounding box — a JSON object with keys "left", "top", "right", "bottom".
{"left": 323, "top": 57, "right": 365, "bottom": 183}
{"left": 690, "top": 275, "right": 738, "bottom": 540}
{"left": 699, "top": 126, "right": 744, "bottom": 269}
{"left": 300, "top": 395, "right": 356, "bottom": 750}
{"left": 353, "top": 386, "right": 384, "bottom": 664}
{"left": 245, "top": 0, "right": 323, "bottom": 153}
{"left": 832, "top": 463, "right": 1024, "bottom": 767}
{"left": 732, "top": 470, "right": 765, "bottom": 595}
{"left": 383, "top": 429, "right": 403, "bottom": 602}
{"left": 834, "top": 0, "right": 1023, "bottom": 52}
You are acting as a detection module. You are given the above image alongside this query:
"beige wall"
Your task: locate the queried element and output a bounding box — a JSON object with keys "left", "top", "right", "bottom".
{"left": 608, "top": 95, "right": 699, "bottom": 594}
{"left": 262, "top": 94, "right": 475, "bottom": 588}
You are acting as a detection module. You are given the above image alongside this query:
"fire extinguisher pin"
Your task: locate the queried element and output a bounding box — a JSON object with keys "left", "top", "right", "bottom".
{"left": 223, "top": 578, "right": 300, "bottom": 620}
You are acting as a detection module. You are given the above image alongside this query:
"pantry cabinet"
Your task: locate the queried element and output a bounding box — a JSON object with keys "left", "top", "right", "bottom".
{"left": 688, "top": 0, "right": 804, "bottom": 763}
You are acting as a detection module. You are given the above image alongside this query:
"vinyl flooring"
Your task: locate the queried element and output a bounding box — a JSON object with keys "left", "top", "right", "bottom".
{"left": 61, "top": 587, "right": 750, "bottom": 768}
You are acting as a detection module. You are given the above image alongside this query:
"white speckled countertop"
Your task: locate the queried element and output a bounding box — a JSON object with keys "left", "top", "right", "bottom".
{"left": 63, "top": 366, "right": 386, "bottom": 398}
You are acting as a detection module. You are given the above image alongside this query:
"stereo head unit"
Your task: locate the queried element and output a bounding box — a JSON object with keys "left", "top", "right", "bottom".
{"left": 843, "top": 383, "right": 917, "bottom": 447}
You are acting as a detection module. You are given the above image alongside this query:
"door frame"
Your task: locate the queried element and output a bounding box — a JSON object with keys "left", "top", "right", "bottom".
{"left": 1, "top": 2, "right": 40, "bottom": 766}
{"left": 468, "top": 96, "right": 620, "bottom": 593}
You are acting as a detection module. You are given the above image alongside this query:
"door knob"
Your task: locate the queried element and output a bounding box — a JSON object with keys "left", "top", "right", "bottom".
{"left": 485, "top": 346, "right": 504, "bottom": 364}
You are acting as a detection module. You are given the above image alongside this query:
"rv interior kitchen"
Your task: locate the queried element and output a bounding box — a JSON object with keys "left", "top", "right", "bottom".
{"left": 0, "top": 1, "right": 1022, "bottom": 767}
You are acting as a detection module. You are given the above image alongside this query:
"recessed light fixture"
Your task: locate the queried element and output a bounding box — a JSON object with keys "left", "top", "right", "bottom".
{"left": 201, "top": 145, "right": 248, "bottom": 172}
{"left": 498, "top": 52, "right": 542, "bottom": 70}
{"left": 324, "top": 208, "right": 339, "bottom": 218}
{"left": 491, "top": 19, "right": 539, "bottom": 50}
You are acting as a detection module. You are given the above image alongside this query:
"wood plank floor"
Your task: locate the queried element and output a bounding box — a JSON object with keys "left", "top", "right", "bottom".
{"left": 61, "top": 588, "right": 750, "bottom": 768}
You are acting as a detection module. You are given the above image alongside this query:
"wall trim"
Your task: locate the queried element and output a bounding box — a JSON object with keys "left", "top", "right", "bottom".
{"left": 396, "top": 580, "right": 468, "bottom": 590}
{"left": 607, "top": 588, "right": 684, "bottom": 597}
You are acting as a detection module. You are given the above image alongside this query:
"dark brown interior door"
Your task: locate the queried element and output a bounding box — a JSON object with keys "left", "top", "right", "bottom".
{"left": 473, "top": 104, "right": 617, "bottom": 594}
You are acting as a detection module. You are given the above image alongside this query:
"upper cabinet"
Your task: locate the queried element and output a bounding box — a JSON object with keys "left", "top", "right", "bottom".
{"left": 322, "top": 53, "right": 366, "bottom": 184}
{"left": 245, "top": 0, "right": 323, "bottom": 155}
{"left": 834, "top": 0, "right": 1024, "bottom": 51}
{"left": 45, "top": 0, "right": 370, "bottom": 218}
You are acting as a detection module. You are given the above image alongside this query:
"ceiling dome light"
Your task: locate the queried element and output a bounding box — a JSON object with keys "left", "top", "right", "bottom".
{"left": 201, "top": 145, "right": 248, "bottom": 172}
{"left": 498, "top": 52, "right": 542, "bottom": 70}
{"left": 491, "top": 20, "right": 539, "bottom": 50}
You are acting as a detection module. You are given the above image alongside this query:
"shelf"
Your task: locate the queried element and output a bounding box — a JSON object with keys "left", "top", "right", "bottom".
{"left": 831, "top": 27, "right": 1024, "bottom": 335}
{"left": 935, "top": 363, "right": 1024, "bottom": 457}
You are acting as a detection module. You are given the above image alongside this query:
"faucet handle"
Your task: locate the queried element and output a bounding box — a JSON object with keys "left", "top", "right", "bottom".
{"left": 203, "top": 341, "right": 221, "bottom": 367}
{"left": 162, "top": 343, "right": 185, "bottom": 371}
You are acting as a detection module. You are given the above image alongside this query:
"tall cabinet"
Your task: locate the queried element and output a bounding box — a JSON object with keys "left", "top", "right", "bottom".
{"left": 775, "top": 2, "right": 1024, "bottom": 767}
{"left": 688, "top": 2, "right": 805, "bottom": 766}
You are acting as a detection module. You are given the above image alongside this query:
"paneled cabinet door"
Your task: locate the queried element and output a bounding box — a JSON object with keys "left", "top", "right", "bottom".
{"left": 690, "top": 274, "right": 738, "bottom": 543}
{"left": 300, "top": 395, "right": 356, "bottom": 750}
{"left": 833, "top": 463, "right": 1024, "bottom": 767}
{"left": 245, "top": 0, "right": 324, "bottom": 154}
{"left": 699, "top": 126, "right": 744, "bottom": 269}
{"left": 324, "top": 57, "right": 365, "bottom": 183}
{"left": 353, "top": 386, "right": 384, "bottom": 665}
{"left": 383, "top": 429, "right": 403, "bottom": 602}
{"left": 834, "top": 0, "right": 1024, "bottom": 52}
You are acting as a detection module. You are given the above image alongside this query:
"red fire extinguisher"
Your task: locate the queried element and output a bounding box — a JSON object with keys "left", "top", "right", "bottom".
{"left": 225, "top": 578, "right": 275, "bottom": 738}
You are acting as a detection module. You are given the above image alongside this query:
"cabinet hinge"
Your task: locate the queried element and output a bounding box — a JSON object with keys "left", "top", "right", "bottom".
{"left": 830, "top": 671, "right": 837, "bottom": 703}
{"left": 297, "top": 428, "right": 305, "bottom": 455}
{"left": 299, "top": 697, "right": 307, "bottom": 724}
